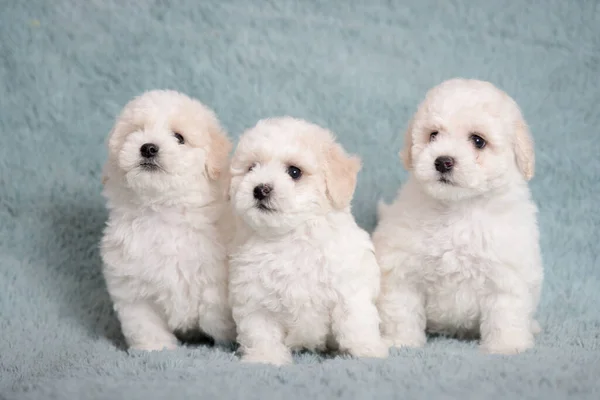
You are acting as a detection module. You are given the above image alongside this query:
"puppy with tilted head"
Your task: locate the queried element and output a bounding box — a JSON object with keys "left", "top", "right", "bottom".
{"left": 227, "top": 117, "right": 388, "bottom": 365}
{"left": 100, "top": 90, "right": 236, "bottom": 351}
{"left": 373, "top": 79, "right": 543, "bottom": 354}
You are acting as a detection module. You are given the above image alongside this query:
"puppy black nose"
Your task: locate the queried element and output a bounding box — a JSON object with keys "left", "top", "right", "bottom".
{"left": 140, "top": 143, "right": 159, "bottom": 158}
{"left": 434, "top": 156, "right": 455, "bottom": 173}
{"left": 253, "top": 184, "right": 273, "bottom": 200}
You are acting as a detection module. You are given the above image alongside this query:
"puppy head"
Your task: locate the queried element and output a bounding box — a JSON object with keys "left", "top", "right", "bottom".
{"left": 229, "top": 117, "right": 361, "bottom": 234}
{"left": 402, "top": 78, "right": 534, "bottom": 201}
{"left": 103, "top": 90, "right": 231, "bottom": 203}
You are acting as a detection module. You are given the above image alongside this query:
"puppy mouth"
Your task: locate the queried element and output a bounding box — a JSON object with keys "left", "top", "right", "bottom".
{"left": 438, "top": 175, "right": 455, "bottom": 185}
{"left": 138, "top": 161, "right": 162, "bottom": 172}
{"left": 255, "top": 202, "right": 276, "bottom": 213}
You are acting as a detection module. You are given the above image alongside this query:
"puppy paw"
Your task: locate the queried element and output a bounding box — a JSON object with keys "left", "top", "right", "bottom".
{"left": 384, "top": 332, "right": 426, "bottom": 349}
{"left": 208, "top": 325, "right": 238, "bottom": 346}
{"left": 241, "top": 348, "right": 293, "bottom": 366}
{"left": 481, "top": 332, "right": 534, "bottom": 355}
{"left": 348, "top": 340, "right": 389, "bottom": 359}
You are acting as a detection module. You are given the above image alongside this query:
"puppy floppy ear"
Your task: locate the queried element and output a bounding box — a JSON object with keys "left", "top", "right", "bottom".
{"left": 222, "top": 167, "right": 233, "bottom": 202}
{"left": 400, "top": 117, "right": 414, "bottom": 170}
{"left": 324, "top": 142, "right": 362, "bottom": 210}
{"left": 102, "top": 126, "right": 118, "bottom": 186}
{"left": 205, "top": 128, "right": 233, "bottom": 181}
{"left": 514, "top": 119, "right": 535, "bottom": 181}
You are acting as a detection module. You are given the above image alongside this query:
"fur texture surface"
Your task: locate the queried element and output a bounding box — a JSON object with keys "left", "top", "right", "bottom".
{"left": 1, "top": 0, "right": 599, "bottom": 399}
{"left": 373, "top": 79, "right": 543, "bottom": 354}
{"left": 100, "top": 90, "right": 236, "bottom": 350}
{"left": 228, "top": 118, "right": 387, "bottom": 365}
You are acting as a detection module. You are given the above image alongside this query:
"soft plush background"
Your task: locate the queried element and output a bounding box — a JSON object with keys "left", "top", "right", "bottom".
{"left": 1, "top": 0, "right": 599, "bottom": 398}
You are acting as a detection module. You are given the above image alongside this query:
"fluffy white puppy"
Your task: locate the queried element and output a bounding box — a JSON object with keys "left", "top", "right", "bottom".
{"left": 100, "top": 90, "right": 236, "bottom": 351}
{"left": 373, "top": 79, "right": 543, "bottom": 354}
{"left": 227, "top": 117, "right": 388, "bottom": 365}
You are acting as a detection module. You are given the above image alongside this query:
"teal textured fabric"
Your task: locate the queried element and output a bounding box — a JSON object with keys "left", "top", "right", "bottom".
{"left": 1, "top": 1, "right": 599, "bottom": 399}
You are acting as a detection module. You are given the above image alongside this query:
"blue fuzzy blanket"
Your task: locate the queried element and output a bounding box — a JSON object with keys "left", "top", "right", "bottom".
{"left": 1, "top": 0, "right": 599, "bottom": 399}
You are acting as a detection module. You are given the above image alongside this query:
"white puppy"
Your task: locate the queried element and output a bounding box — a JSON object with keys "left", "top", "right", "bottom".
{"left": 100, "top": 90, "right": 236, "bottom": 351}
{"left": 373, "top": 79, "right": 543, "bottom": 354}
{"left": 227, "top": 117, "right": 388, "bottom": 365}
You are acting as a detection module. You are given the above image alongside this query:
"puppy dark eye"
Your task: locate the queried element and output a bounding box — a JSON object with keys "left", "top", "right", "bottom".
{"left": 429, "top": 131, "right": 438, "bottom": 141}
{"left": 173, "top": 132, "right": 185, "bottom": 145}
{"left": 470, "top": 134, "right": 486, "bottom": 149}
{"left": 248, "top": 163, "right": 256, "bottom": 172}
{"left": 287, "top": 165, "right": 302, "bottom": 180}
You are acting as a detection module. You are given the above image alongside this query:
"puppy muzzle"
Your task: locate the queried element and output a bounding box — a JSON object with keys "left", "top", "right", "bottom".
{"left": 253, "top": 183, "right": 276, "bottom": 212}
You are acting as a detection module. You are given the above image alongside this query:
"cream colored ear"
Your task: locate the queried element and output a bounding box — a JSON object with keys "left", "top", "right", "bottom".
{"left": 221, "top": 167, "right": 233, "bottom": 201}
{"left": 514, "top": 119, "right": 535, "bottom": 181}
{"left": 400, "top": 118, "right": 415, "bottom": 170}
{"left": 102, "top": 126, "right": 118, "bottom": 186}
{"left": 324, "top": 142, "right": 362, "bottom": 210}
{"left": 106, "top": 124, "right": 122, "bottom": 158}
{"left": 206, "top": 128, "right": 233, "bottom": 181}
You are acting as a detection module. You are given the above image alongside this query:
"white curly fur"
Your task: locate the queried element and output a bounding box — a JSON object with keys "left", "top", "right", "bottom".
{"left": 227, "top": 117, "right": 388, "bottom": 365}
{"left": 373, "top": 79, "right": 543, "bottom": 354}
{"left": 100, "top": 90, "right": 236, "bottom": 351}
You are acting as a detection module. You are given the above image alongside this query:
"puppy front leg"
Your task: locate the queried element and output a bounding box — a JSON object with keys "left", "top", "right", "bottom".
{"left": 115, "top": 301, "right": 178, "bottom": 351}
{"left": 235, "top": 311, "right": 292, "bottom": 365}
{"left": 378, "top": 279, "right": 426, "bottom": 348}
{"left": 198, "top": 282, "right": 237, "bottom": 344}
{"left": 331, "top": 292, "right": 389, "bottom": 359}
{"left": 480, "top": 292, "right": 534, "bottom": 355}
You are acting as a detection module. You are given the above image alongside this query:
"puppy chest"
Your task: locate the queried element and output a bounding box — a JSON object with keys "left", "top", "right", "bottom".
{"left": 420, "top": 221, "right": 491, "bottom": 328}
{"left": 422, "top": 216, "right": 493, "bottom": 279}
{"left": 240, "top": 245, "right": 336, "bottom": 317}
{"left": 274, "top": 262, "right": 333, "bottom": 316}
{"left": 104, "top": 218, "right": 219, "bottom": 295}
